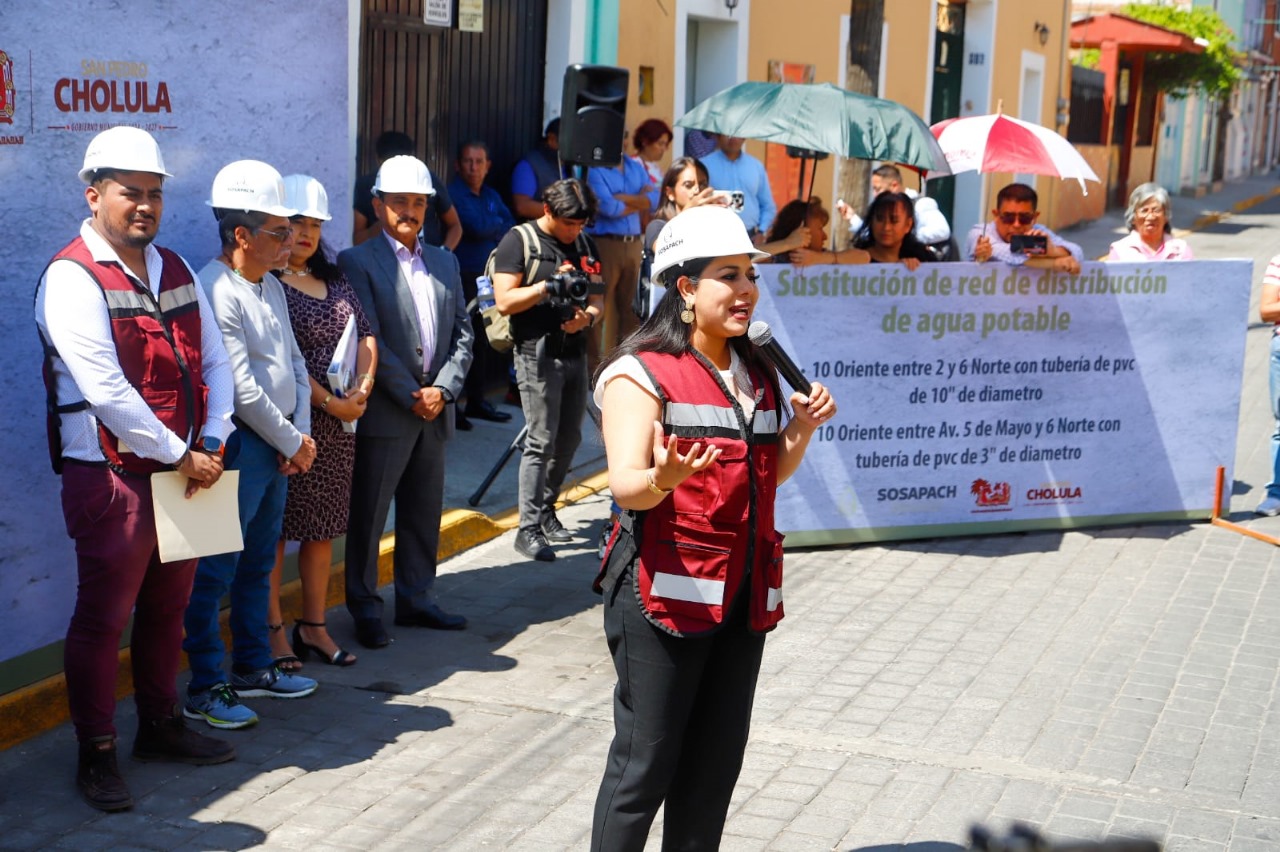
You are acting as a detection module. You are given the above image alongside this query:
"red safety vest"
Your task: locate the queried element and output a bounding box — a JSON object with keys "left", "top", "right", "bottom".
{"left": 598, "top": 348, "right": 786, "bottom": 636}
{"left": 39, "top": 236, "right": 208, "bottom": 475}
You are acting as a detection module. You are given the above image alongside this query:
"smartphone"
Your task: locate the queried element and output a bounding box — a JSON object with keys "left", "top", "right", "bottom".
{"left": 1010, "top": 234, "right": 1048, "bottom": 255}
{"left": 711, "top": 190, "right": 745, "bottom": 212}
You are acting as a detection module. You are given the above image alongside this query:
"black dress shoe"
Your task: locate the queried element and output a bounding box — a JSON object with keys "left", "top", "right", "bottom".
{"left": 455, "top": 410, "right": 474, "bottom": 431}
{"left": 395, "top": 603, "right": 467, "bottom": 631}
{"left": 354, "top": 618, "right": 391, "bottom": 649}
{"left": 465, "top": 399, "right": 513, "bottom": 423}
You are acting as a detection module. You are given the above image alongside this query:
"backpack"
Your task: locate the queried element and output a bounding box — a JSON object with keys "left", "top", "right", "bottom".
{"left": 473, "top": 223, "right": 542, "bottom": 353}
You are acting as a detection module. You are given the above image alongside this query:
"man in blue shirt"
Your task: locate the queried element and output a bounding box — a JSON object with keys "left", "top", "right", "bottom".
{"left": 586, "top": 149, "right": 656, "bottom": 372}
{"left": 701, "top": 135, "right": 777, "bottom": 241}
{"left": 449, "top": 140, "right": 515, "bottom": 426}
{"left": 512, "top": 119, "right": 569, "bottom": 222}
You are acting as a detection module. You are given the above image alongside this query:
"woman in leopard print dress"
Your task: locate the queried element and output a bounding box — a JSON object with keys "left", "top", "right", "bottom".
{"left": 267, "top": 175, "right": 377, "bottom": 669}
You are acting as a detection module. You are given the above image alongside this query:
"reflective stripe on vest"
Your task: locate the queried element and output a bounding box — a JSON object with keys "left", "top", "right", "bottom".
{"left": 651, "top": 573, "right": 726, "bottom": 606}
{"left": 767, "top": 586, "right": 782, "bottom": 612}
{"left": 666, "top": 401, "right": 778, "bottom": 436}
{"left": 102, "top": 281, "right": 199, "bottom": 317}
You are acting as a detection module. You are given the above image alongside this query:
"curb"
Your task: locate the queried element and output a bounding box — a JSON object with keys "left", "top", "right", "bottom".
{"left": 0, "top": 468, "right": 611, "bottom": 753}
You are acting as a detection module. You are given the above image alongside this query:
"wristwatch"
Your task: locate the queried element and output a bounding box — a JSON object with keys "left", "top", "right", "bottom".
{"left": 201, "top": 436, "right": 225, "bottom": 456}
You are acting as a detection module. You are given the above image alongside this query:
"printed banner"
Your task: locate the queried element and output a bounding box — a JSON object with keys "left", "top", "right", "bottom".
{"left": 757, "top": 261, "right": 1252, "bottom": 545}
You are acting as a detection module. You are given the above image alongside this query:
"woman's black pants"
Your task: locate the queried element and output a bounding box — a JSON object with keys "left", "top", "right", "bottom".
{"left": 591, "top": 569, "right": 766, "bottom": 851}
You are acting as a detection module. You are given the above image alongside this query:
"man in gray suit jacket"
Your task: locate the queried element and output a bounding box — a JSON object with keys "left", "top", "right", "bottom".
{"left": 339, "top": 155, "right": 473, "bottom": 648}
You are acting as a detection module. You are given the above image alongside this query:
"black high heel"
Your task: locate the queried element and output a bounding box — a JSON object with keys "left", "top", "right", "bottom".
{"left": 268, "top": 623, "right": 303, "bottom": 672}
{"left": 291, "top": 620, "right": 357, "bottom": 667}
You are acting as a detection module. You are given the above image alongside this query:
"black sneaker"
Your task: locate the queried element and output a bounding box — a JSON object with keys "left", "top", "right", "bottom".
{"left": 77, "top": 737, "right": 133, "bottom": 812}
{"left": 133, "top": 713, "right": 235, "bottom": 765}
{"left": 541, "top": 512, "right": 574, "bottom": 543}
{"left": 514, "top": 527, "right": 556, "bottom": 561}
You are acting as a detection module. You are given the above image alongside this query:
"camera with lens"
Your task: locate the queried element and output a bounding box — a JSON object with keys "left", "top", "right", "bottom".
{"left": 544, "top": 270, "right": 591, "bottom": 320}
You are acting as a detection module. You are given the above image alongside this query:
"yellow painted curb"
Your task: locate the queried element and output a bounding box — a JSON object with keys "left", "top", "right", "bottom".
{"left": 0, "top": 466, "right": 612, "bottom": 752}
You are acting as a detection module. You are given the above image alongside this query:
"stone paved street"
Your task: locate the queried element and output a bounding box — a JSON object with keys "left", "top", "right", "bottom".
{"left": 3, "top": 176, "right": 1280, "bottom": 850}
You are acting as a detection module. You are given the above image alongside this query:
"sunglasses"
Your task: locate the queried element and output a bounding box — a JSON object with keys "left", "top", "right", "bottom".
{"left": 997, "top": 212, "right": 1037, "bottom": 225}
{"left": 254, "top": 226, "right": 292, "bottom": 243}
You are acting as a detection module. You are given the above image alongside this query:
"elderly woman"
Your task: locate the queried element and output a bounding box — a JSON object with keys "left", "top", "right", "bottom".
{"left": 1106, "top": 183, "right": 1194, "bottom": 261}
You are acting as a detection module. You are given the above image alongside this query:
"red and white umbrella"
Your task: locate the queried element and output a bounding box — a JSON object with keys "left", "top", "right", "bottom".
{"left": 931, "top": 113, "right": 1100, "bottom": 194}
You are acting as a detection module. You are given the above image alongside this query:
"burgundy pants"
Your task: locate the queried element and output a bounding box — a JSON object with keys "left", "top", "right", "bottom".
{"left": 60, "top": 463, "right": 196, "bottom": 741}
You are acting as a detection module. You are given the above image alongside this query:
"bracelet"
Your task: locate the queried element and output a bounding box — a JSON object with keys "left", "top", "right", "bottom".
{"left": 176, "top": 449, "right": 191, "bottom": 471}
{"left": 320, "top": 393, "right": 332, "bottom": 411}
{"left": 356, "top": 373, "right": 374, "bottom": 386}
{"left": 645, "top": 469, "right": 673, "bottom": 496}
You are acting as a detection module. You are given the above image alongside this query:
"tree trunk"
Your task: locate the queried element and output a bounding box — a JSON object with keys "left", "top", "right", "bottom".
{"left": 836, "top": 0, "right": 884, "bottom": 249}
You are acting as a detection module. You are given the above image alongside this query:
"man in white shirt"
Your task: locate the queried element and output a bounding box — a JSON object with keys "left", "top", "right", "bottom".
{"left": 35, "top": 127, "right": 236, "bottom": 812}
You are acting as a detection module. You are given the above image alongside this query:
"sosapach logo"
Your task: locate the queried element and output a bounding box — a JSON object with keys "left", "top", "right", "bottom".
{"left": 876, "top": 484, "right": 958, "bottom": 502}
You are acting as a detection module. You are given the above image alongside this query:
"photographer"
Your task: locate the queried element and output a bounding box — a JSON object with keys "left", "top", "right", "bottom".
{"left": 493, "top": 178, "right": 604, "bottom": 561}
{"left": 965, "top": 182, "right": 1082, "bottom": 274}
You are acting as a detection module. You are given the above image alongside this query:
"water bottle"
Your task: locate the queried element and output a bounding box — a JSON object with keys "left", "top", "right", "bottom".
{"left": 475, "top": 275, "right": 496, "bottom": 311}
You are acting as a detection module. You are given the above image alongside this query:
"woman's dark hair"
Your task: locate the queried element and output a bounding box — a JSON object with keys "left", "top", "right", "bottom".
{"left": 654, "top": 157, "right": 708, "bottom": 222}
{"left": 767, "top": 197, "right": 829, "bottom": 245}
{"left": 543, "top": 178, "right": 598, "bottom": 220}
{"left": 852, "top": 192, "right": 929, "bottom": 258}
{"left": 633, "top": 118, "right": 674, "bottom": 153}
{"left": 594, "top": 256, "right": 780, "bottom": 406}
{"left": 212, "top": 208, "right": 269, "bottom": 250}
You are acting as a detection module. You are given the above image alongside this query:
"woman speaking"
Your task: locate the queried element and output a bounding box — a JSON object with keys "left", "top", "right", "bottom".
{"left": 590, "top": 205, "right": 835, "bottom": 850}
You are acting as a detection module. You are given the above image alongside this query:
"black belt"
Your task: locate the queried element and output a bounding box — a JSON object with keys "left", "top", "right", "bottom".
{"left": 596, "top": 234, "right": 642, "bottom": 243}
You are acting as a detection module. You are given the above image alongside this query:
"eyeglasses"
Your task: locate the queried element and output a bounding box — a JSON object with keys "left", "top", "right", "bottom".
{"left": 997, "top": 212, "right": 1037, "bottom": 225}
{"left": 1135, "top": 206, "right": 1165, "bottom": 218}
{"left": 255, "top": 226, "right": 292, "bottom": 243}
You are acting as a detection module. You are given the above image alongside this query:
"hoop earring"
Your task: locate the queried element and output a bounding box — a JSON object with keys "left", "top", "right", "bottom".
{"left": 680, "top": 301, "right": 695, "bottom": 324}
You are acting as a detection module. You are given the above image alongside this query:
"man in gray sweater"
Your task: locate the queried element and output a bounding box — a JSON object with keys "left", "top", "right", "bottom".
{"left": 183, "top": 160, "right": 319, "bottom": 731}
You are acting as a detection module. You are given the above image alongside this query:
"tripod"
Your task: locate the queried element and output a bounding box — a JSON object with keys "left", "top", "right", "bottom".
{"left": 468, "top": 424, "right": 527, "bottom": 507}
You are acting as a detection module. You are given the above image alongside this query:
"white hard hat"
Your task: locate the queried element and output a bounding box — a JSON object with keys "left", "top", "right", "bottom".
{"left": 651, "top": 205, "right": 770, "bottom": 281}
{"left": 282, "top": 174, "right": 332, "bottom": 221}
{"left": 79, "top": 126, "right": 173, "bottom": 183}
{"left": 206, "top": 160, "right": 297, "bottom": 217}
{"left": 372, "top": 155, "right": 435, "bottom": 196}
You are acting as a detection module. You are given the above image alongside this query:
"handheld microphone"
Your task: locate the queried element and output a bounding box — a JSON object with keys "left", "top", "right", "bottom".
{"left": 747, "top": 321, "right": 812, "bottom": 396}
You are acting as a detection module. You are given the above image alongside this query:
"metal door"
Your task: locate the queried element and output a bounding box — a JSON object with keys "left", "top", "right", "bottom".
{"left": 927, "top": 1, "right": 964, "bottom": 224}
{"left": 359, "top": 0, "right": 548, "bottom": 199}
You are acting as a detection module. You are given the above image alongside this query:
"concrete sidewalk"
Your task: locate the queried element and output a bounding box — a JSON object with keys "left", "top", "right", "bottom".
{"left": 3, "top": 173, "right": 1280, "bottom": 850}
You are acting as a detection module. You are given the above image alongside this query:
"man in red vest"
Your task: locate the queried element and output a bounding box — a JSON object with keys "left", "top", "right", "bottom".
{"left": 35, "top": 127, "right": 237, "bottom": 812}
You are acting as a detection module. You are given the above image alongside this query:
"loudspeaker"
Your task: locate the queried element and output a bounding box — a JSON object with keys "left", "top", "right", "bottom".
{"left": 559, "top": 64, "right": 629, "bottom": 167}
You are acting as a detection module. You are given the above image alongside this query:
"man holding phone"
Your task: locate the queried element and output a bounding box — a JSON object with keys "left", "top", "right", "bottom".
{"left": 965, "top": 183, "right": 1081, "bottom": 274}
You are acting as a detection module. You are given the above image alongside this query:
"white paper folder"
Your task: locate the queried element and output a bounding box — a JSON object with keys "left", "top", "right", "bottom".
{"left": 152, "top": 470, "right": 243, "bottom": 562}
{"left": 326, "top": 314, "right": 359, "bottom": 434}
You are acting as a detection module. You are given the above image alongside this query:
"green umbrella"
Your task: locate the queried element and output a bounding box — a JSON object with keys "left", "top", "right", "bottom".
{"left": 676, "top": 81, "right": 952, "bottom": 177}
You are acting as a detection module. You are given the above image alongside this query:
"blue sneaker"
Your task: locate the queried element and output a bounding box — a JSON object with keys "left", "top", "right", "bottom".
{"left": 1257, "top": 496, "right": 1280, "bottom": 517}
{"left": 230, "top": 665, "right": 318, "bottom": 699}
{"left": 184, "top": 683, "right": 259, "bottom": 730}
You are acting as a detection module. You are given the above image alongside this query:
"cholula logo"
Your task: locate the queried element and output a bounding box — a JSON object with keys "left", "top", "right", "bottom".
{"left": 0, "top": 50, "right": 15, "bottom": 125}
{"left": 971, "top": 478, "right": 1011, "bottom": 509}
